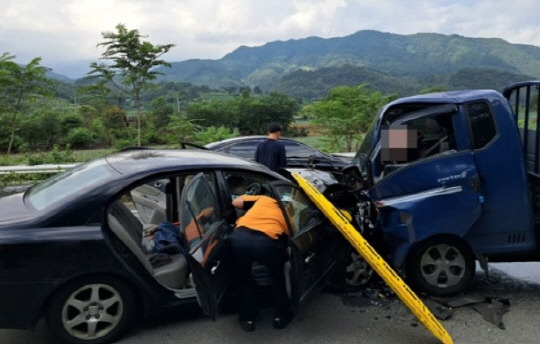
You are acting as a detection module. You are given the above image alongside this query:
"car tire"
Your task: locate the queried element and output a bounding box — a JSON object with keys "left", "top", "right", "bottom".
{"left": 406, "top": 237, "right": 475, "bottom": 296}
{"left": 332, "top": 249, "right": 374, "bottom": 292}
{"left": 46, "top": 276, "right": 136, "bottom": 344}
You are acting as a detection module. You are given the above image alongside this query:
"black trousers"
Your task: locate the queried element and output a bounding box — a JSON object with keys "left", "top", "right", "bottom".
{"left": 230, "top": 227, "right": 292, "bottom": 321}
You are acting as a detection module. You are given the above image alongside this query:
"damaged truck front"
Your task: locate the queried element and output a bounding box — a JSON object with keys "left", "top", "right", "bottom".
{"left": 352, "top": 81, "right": 540, "bottom": 296}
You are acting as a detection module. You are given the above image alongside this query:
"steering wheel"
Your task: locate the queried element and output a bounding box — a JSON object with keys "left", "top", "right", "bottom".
{"left": 246, "top": 183, "right": 262, "bottom": 195}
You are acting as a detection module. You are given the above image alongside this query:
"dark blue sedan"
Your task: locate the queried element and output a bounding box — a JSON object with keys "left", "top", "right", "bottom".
{"left": 205, "top": 136, "right": 352, "bottom": 177}
{"left": 0, "top": 149, "right": 370, "bottom": 344}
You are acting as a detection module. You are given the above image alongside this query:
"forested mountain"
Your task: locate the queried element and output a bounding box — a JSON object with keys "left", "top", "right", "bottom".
{"left": 156, "top": 30, "right": 540, "bottom": 96}
{"left": 273, "top": 65, "right": 534, "bottom": 99}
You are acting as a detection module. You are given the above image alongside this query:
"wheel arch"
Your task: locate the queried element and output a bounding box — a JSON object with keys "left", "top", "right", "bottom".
{"left": 406, "top": 233, "right": 476, "bottom": 267}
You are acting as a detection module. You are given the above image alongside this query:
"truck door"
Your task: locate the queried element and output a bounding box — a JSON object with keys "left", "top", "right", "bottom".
{"left": 459, "top": 95, "right": 534, "bottom": 254}
{"left": 369, "top": 107, "right": 483, "bottom": 267}
{"left": 180, "top": 172, "right": 232, "bottom": 319}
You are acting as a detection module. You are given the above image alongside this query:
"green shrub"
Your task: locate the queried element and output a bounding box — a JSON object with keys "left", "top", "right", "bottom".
{"left": 50, "top": 145, "right": 73, "bottom": 163}
{"left": 66, "top": 128, "right": 96, "bottom": 149}
{"left": 25, "top": 145, "right": 74, "bottom": 165}
{"left": 195, "top": 126, "right": 240, "bottom": 144}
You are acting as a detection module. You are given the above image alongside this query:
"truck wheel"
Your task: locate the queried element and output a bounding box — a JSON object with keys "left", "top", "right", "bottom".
{"left": 46, "top": 276, "right": 136, "bottom": 344}
{"left": 406, "top": 237, "right": 475, "bottom": 296}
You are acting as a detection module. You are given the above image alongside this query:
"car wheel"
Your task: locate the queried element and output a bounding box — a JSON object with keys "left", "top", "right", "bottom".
{"left": 344, "top": 251, "right": 374, "bottom": 289}
{"left": 406, "top": 237, "right": 475, "bottom": 296}
{"left": 332, "top": 249, "right": 374, "bottom": 292}
{"left": 46, "top": 276, "right": 136, "bottom": 344}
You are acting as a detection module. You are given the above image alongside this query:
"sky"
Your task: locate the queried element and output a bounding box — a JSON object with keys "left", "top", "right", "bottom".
{"left": 1, "top": 0, "right": 539, "bottom": 78}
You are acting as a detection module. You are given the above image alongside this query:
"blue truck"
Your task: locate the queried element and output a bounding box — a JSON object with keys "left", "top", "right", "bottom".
{"left": 350, "top": 81, "right": 540, "bottom": 296}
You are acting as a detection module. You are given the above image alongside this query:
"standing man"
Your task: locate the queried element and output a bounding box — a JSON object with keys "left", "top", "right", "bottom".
{"left": 227, "top": 178, "right": 293, "bottom": 332}
{"left": 255, "top": 123, "right": 287, "bottom": 172}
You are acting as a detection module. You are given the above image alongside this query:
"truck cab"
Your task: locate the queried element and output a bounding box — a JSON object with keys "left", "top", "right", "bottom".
{"left": 353, "top": 81, "right": 540, "bottom": 295}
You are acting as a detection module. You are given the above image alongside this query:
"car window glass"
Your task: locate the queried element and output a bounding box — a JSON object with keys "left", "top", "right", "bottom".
{"left": 26, "top": 160, "right": 114, "bottom": 211}
{"left": 377, "top": 112, "right": 457, "bottom": 179}
{"left": 283, "top": 141, "right": 319, "bottom": 158}
{"left": 181, "top": 173, "right": 220, "bottom": 254}
{"left": 128, "top": 178, "right": 169, "bottom": 225}
{"left": 466, "top": 102, "right": 497, "bottom": 149}
{"left": 227, "top": 141, "right": 260, "bottom": 159}
{"left": 272, "top": 184, "right": 323, "bottom": 237}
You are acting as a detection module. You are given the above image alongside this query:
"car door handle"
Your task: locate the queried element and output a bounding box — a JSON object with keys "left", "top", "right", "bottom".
{"left": 210, "top": 260, "right": 221, "bottom": 275}
{"left": 304, "top": 252, "right": 316, "bottom": 264}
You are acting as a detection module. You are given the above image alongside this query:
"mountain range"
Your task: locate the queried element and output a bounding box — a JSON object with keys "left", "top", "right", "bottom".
{"left": 156, "top": 30, "right": 539, "bottom": 98}
{"left": 51, "top": 30, "right": 540, "bottom": 99}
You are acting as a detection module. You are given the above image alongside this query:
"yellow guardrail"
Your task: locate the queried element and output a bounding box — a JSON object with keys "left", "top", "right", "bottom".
{"left": 292, "top": 172, "right": 453, "bottom": 344}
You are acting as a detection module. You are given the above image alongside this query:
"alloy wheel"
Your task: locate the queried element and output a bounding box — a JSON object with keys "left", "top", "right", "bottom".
{"left": 345, "top": 251, "right": 373, "bottom": 287}
{"left": 419, "top": 244, "right": 466, "bottom": 288}
{"left": 61, "top": 283, "right": 124, "bottom": 340}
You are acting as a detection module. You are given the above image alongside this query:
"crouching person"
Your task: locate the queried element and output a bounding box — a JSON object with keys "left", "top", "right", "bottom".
{"left": 230, "top": 186, "right": 293, "bottom": 332}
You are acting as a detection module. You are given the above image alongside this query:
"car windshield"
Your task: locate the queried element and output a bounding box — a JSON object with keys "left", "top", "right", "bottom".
{"left": 26, "top": 160, "right": 115, "bottom": 211}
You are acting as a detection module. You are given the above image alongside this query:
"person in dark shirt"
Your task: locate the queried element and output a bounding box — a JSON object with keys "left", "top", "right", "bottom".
{"left": 254, "top": 123, "right": 287, "bottom": 171}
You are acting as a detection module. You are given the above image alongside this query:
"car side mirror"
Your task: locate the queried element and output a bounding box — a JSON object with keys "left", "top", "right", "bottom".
{"left": 342, "top": 165, "right": 365, "bottom": 191}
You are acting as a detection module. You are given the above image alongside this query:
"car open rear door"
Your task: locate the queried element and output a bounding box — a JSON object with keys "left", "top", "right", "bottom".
{"left": 179, "top": 172, "right": 232, "bottom": 319}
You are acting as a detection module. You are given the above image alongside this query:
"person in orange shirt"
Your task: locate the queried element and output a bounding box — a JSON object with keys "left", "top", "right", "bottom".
{"left": 227, "top": 177, "right": 293, "bottom": 332}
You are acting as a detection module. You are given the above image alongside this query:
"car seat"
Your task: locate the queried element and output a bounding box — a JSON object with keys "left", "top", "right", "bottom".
{"left": 107, "top": 200, "right": 188, "bottom": 289}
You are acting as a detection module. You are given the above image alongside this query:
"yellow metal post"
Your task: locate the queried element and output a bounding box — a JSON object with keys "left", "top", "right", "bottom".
{"left": 292, "top": 172, "right": 453, "bottom": 344}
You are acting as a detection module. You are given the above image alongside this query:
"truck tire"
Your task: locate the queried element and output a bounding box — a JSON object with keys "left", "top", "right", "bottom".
{"left": 406, "top": 237, "right": 475, "bottom": 296}
{"left": 46, "top": 276, "right": 136, "bottom": 344}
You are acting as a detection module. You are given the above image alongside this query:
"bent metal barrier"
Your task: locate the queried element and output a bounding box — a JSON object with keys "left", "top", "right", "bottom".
{"left": 292, "top": 172, "right": 453, "bottom": 344}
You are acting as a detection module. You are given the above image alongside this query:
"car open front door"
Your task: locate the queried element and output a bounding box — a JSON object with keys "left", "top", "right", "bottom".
{"left": 268, "top": 181, "right": 341, "bottom": 309}
{"left": 180, "top": 172, "right": 232, "bottom": 319}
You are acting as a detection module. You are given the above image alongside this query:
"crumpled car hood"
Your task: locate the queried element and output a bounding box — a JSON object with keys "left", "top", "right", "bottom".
{"left": 285, "top": 168, "right": 339, "bottom": 193}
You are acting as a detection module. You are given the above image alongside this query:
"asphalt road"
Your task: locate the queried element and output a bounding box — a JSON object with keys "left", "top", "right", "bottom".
{"left": 2, "top": 263, "right": 540, "bottom": 344}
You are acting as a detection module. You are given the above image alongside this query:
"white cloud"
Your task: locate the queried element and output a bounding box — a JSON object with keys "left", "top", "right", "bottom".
{"left": 0, "top": 0, "right": 537, "bottom": 78}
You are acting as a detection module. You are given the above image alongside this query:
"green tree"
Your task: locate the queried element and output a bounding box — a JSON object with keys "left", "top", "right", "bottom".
{"left": 165, "top": 115, "right": 198, "bottom": 144}
{"left": 149, "top": 96, "right": 174, "bottom": 129}
{"left": 305, "top": 85, "right": 395, "bottom": 152}
{"left": 186, "top": 92, "right": 298, "bottom": 135}
{"left": 89, "top": 24, "right": 174, "bottom": 146}
{"left": 0, "top": 53, "right": 52, "bottom": 154}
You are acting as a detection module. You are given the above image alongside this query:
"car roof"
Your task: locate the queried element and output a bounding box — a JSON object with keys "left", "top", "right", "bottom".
{"left": 105, "top": 149, "right": 266, "bottom": 175}
{"left": 205, "top": 136, "right": 267, "bottom": 149}
{"left": 205, "top": 136, "right": 305, "bottom": 149}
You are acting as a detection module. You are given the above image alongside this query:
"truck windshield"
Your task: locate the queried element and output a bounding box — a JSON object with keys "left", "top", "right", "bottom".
{"left": 25, "top": 160, "right": 114, "bottom": 211}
